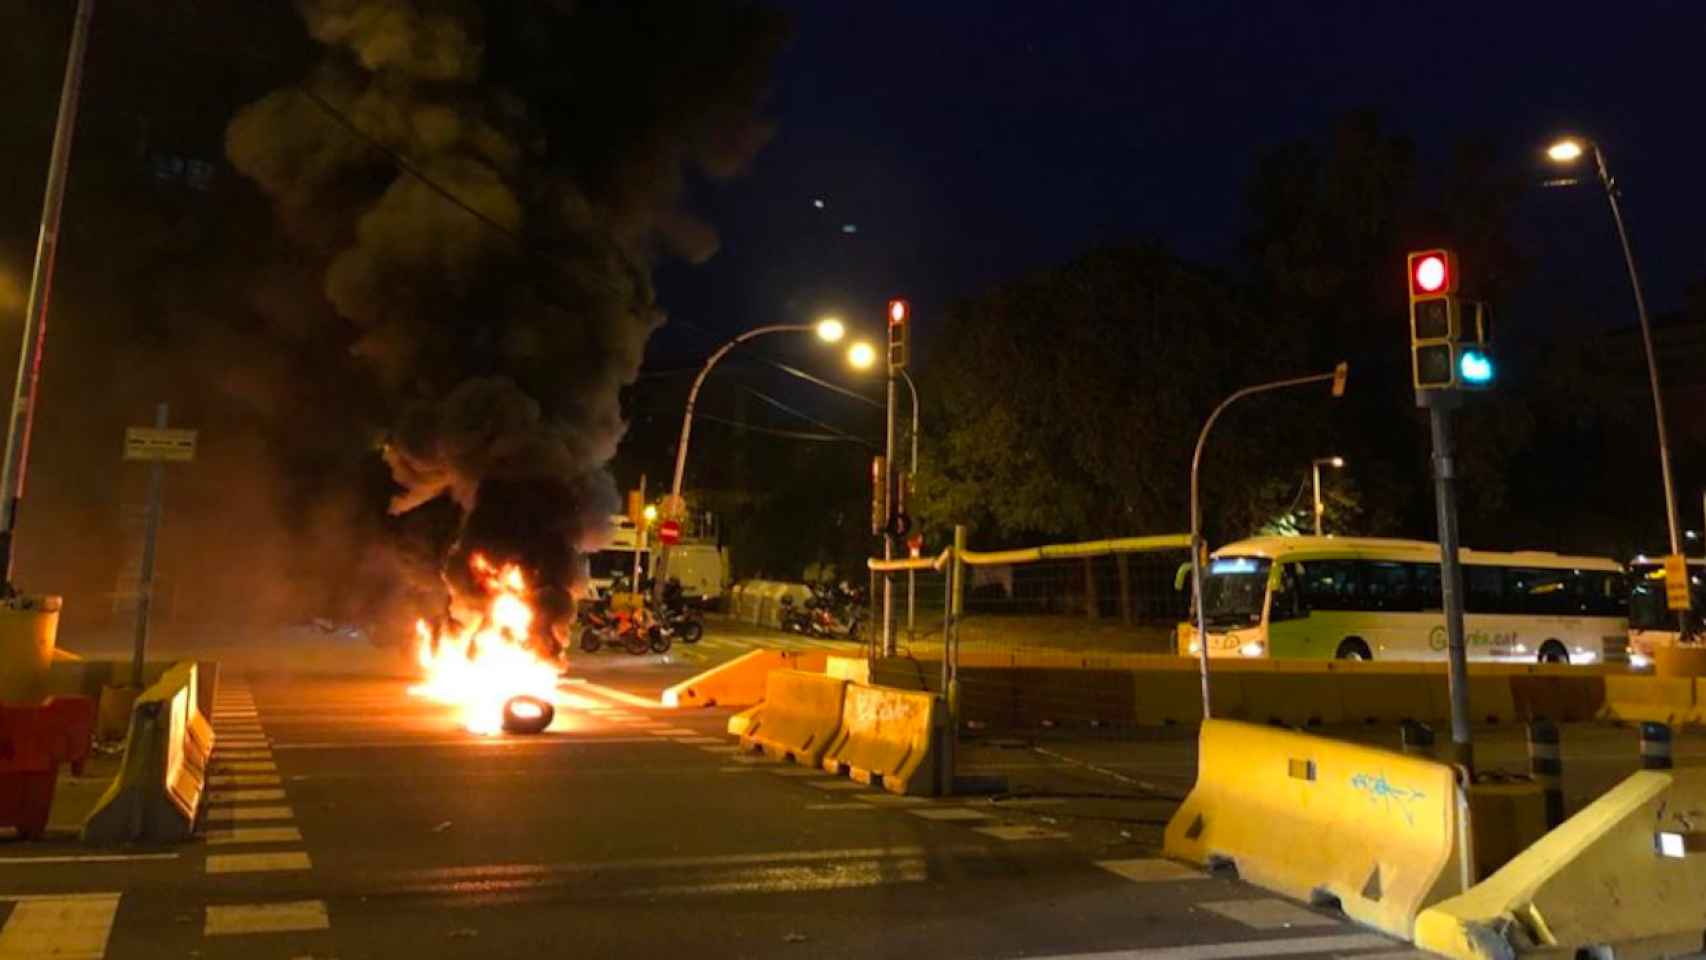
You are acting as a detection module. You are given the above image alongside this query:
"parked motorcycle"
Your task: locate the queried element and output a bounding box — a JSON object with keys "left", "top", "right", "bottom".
{"left": 577, "top": 595, "right": 653, "bottom": 655}
{"left": 654, "top": 579, "right": 704, "bottom": 644}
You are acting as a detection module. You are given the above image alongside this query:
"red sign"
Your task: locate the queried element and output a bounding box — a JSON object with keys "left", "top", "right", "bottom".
{"left": 658, "top": 520, "right": 681, "bottom": 546}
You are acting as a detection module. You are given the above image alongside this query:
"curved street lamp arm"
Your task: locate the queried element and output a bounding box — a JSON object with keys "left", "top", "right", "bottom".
{"left": 670, "top": 324, "right": 814, "bottom": 502}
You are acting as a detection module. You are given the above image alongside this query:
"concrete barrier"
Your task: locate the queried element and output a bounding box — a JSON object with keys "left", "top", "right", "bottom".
{"left": 1655, "top": 645, "right": 1706, "bottom": 678}
{"left": 81, "top": 660, "right": 214, "bottom": 844}
{"left": 1415, "top": 768, "right": 1706, "bottom": 960}
{"left": 0, "top": 595, "right": 60, "bottom": 702}
{"left": 661, "top": 649, "right": 829, "bottom": 708}
{"left": 738, "top": 670, "right": 846, "bottom": 767}
{"left": 822, "top": 683, "right": 942, "bottom": 796}
{"left": 1599, "top": 674, "right": 1695, "bottom": 725}
{"left": 1165, "top": 719, "right": 1466, "bottom": 940}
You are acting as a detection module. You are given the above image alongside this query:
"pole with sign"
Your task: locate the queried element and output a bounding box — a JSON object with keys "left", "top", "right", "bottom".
{"left": 123, "top": 404, "right": 196, "bottom": 688}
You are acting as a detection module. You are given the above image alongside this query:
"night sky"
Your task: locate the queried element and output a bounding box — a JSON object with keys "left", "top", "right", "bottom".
{"left": 658, "top": 1, "right": 1704, "bottom": 358}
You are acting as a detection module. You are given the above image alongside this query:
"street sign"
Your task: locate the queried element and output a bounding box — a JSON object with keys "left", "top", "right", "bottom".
{"left": 658, "top": 519, "right": 681, "bottom": 546}
{"left": 124, "top": 427, "right": 196, "bottom": 462}
{"left": 1665, "top": 553, "right": 1692, "bottom": 611}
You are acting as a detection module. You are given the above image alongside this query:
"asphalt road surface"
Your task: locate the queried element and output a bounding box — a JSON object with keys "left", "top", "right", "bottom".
{"left": 3, "top": 622, "right": 1687, "bottom": 959}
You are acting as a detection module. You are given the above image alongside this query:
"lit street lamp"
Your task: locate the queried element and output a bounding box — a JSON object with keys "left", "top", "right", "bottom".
{"left": 1546, "top": 135, "right": 1682, "bottom": 561}
{"left": 847, "top": 341, "right": 877, "bottom": 370}
{"left": 1312, "top": 456, "right": 1344, "bottom": 537}
{"left": 668, "top": 317, "right": 846, "bottom": 514}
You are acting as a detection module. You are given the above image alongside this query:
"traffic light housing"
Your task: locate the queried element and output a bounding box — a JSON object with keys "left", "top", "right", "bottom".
{"left": 1408, "top": 249, "right": 1493, "bottom": 392}
{"left": 887, "top": 298, "right": 909, "bottom": 371}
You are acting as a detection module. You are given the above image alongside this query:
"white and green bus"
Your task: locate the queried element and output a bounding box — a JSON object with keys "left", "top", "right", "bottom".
{"left": 1180, "top": 536, "right": 1629, "bottom": 665}
{"left": 1627, "top": 556, "right": 1706, "bottom": 667}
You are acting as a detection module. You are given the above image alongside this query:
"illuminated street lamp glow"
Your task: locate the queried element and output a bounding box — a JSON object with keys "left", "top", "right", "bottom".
{"left": 1546, "top": 139, "right": 1585, "bottom": 162}
{"left": 641, "top": 503, "right": 657, "bottom": 524}
{"left": 847, "top": 341, "right": 877, "bottom": 370}
{"left": 815, "top": 317, "right": 846, "bottom": 342}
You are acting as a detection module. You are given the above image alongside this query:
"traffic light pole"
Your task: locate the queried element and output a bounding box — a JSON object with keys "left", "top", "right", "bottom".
{"left": 1423, "top": 391, "right": 1474, "bottom": 774}
{"left": 881, "top": 370, "right": 897, "bottom": 657}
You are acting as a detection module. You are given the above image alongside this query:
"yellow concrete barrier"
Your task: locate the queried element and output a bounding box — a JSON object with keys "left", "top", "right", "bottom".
{"left": 738, "top": 670, "right": 846, "bottom": 767}
{"left": 822, "top": 683, "right": 942, "bottom": 796}
{"left": 1655, "top": 645, "right": 1706, "bottom": 678}
{"left": 1164, "top": 719, "right": 1466, "bottom": 940}
{"left": 661, "top": 649, "right": 828, "bottom": 708}
{"left": 1415, "top": 768, "right": 1706, "bottom": 960}
{"left": 1599, "top": 674, "right": 1695, "bottom": 725}
{"left": 0, "top": 594, "right": 60, "bottom": 702}
{"left": 82, "top": 660, "right": 214, "bottom": 844}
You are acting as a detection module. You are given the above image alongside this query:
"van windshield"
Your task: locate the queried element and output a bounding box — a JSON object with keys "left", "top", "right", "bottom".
{"left": 1201, "top": 556, "right": 1270, "bottom": 628}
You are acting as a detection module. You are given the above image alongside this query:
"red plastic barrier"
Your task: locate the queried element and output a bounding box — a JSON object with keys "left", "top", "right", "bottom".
{"left": 0, "top": 696, "right": 95, "bottom": 839}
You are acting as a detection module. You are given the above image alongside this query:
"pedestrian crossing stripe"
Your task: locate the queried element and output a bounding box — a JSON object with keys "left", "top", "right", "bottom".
{"left": 0, "top": 893, "right": 120, "bottom": 960}
{"left": 205, "top": 900, "right": 329, "bottom": 936}
{"left": 206, "top": 852, "right": 311, "bottom": 874}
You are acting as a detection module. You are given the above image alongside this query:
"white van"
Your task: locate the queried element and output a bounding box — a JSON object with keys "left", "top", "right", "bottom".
{"left": 654, "top": 543, "right": 730, "bottom": 604}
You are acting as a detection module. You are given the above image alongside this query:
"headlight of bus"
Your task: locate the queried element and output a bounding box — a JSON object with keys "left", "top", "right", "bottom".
{"left": 1239, "top": 641, "right": 1265, "bottom": 658}
{"left": 1631, "top": 653, "right": 1653, "bottom": 670}
{"left": 1187, "top": 640, "right": 1201, "bottom": 655}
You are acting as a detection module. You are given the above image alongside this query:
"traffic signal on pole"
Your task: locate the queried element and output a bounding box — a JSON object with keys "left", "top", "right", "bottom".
{"left": 887, "top": 298, "right": 909, "bottom": 371}
{"left": 1408, "top": 249, "right": 1493, "bottom": 391}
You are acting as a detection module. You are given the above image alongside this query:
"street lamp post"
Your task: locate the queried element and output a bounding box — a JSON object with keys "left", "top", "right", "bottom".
{"left": 668, "top": 318, "right": 846, "bottom": 514}
{"left": 1191, "top": 364, "right": 1347, "bottom": 717}
{"left": 900, "top": 371, "right": 919, "bottom": 633}
{"left": 1311, "top": 456, "right": 1344, "bottom": 537}
{"left": 1546, "top": 137, "right": 1682, "bottom": 560}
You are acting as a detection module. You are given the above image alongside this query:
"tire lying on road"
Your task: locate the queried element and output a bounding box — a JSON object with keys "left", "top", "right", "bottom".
{"left": 502, "top": 695, "right": 555, "bottom": 734}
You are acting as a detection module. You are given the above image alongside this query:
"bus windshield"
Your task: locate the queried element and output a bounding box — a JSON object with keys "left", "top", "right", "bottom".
{"left": 1201, "top": 556, "right": 1270, "bottom": 627}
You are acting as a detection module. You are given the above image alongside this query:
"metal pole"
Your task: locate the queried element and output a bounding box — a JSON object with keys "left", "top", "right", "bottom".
{"left": 132, "top": 403, "right": 167, "bottom": 689}
{"left": 0, "top": 0, "right": 96, "bottom": 590}
{"left": 902, "top": 371, "right": 919, "bottom": 636}
{"left": 1312, "top": 460, "right": 1324, "bottom": 537}
{"left": 1192, "top": 366, "right": 1346, "bottom": 720}
{"left": 1428, "top": 397, "right": 1474, "bottom": 773}
{"left": 630, "top": 474, "right": 646, "bottom": 592}
{"left": 1595, "top": 145, "right": 1681, "bottom": 559}
{"left": 881, "top": 371, "right": 897, "bottom": 656}
{"left": 669, "top": 324, "right": 814, "bottom": 508}
{"left": 949, "top": 525, "right": 965, "bottom": 748}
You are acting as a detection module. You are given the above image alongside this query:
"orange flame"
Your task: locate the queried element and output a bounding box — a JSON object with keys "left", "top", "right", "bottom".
{"left": 408, "top": 552, "right": 560, "bottom": 735}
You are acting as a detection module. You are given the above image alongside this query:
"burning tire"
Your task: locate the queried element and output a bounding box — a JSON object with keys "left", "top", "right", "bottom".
{"left": 580, "top": 629, "right": 603, "bottom": 653}
{"left": 501, "top": 695, "right": 555, "bottom": 735}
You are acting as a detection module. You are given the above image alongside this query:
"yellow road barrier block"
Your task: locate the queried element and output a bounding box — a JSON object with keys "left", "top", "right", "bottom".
{"left": 662, "top": 649, "right": 828, "bottom": 708}
{"left": 83, "top": 660, "right": 213, "bottom": 844}
{"left": 1599, "top": 675, "right": 1694, "bottom": 725}
{"left": 738, "top": 670, "right": 846, "bottom": 767}
{"left": 822, "top": 683, "right": 942, "bottom": 796}
{"left": 1164, "top": 719, "right": 1465, "bottom": 941}
{"left": 1655, "top": 646, "right": 1706, "bottom": 679}
{"left": 1415, "top": 768, "right": 1706, "bottom": 960}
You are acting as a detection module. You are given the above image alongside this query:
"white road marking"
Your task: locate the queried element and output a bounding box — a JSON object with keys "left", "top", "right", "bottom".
{"left": 206, "top": 805, "right": 294, "bottom": 823}
{"left": 907, "top": 807, "right": 993, "bottom": 822}
{"left": 205, "top": 826, "right": 303, "bottom": 846}
{"left": 205, "top": 852, "right": 312, "bottom": 874}
{"left": 1097, "top": 859, "right": 1208, "bottom": 883}
{"left": 1202, "top": 899, "right": 1340, "bottom": 930}
{"left": 205, "top": 900, "right": 330, "bottom": 936}
{"left": 214, "top": 738, "right": 270, "bottom": 747}
{"left": 973, "top": 825, "right": 1070, "bottom": 841}
{"left": 212, "top": 750, "right": 273, "bottom": 761}
{"left": 648, "top": 728, "right": 701, "bottom": 736}
{"left": 767, "top": 767, "right": 827, "bottom": 778}
{"left": 0, "top": 853, "right": 176, "bottom": 864}
{"left": 208, "top": 774, "right": 281, "bottom": 787}
{"left": 0, "top": 892, "right": 120, "bottom": 959}
{"left": 559, "top": 679, "right": 669, "bottom": 710}
{"left": 267, "top": 736, "right": 661, "bottom": 750}
{"left": 717, "top": 767, "right": 759, "bottom": 774}
{"left": 672, "top": 737, "right": 725, "bottom": 745}
{"left": 207, "top": 789, "right": 286, "bottom": 803}
{"left": 1013, "top": 933, "right": 1393, "bottom": 960}
{"left": 805, "top": 779, "right": 868, "bottom": 792}
{"left": 215, "top": 761, "right": 277, "bottom": 773}
{"left": 807, "top": 802, "right": 879, "bottom": 811}
{"left": 853, "top": 794, "right": 929, "bottom": 806}
{"left": 698, "top": 745, "right": 740, "bottom": 754}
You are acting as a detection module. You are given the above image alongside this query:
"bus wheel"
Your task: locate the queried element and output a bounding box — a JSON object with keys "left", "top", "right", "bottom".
{"left": 1335, "top": 639, "right": 1371, "bottom": 661}
{"left": 1538, "top": 640, "right": 1570, "bottom": 665}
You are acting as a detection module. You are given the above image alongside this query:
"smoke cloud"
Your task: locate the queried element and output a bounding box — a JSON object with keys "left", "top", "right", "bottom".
{"left": 225, "top": 0, "right": 786, "bottom": 629}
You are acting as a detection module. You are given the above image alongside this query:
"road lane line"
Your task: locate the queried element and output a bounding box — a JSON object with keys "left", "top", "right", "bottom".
{"left": 907, "top": 807, "right": 993, "bottom": 821}
{"left": 805, "top": 779, "right": 868, "bottom": 791}
{"left": 1009, "top": 933, "right": 1394, "bottom": 960}
{"left": 212, "top": 750, "right": 273, "bottom": 761}
{"left": 1202, "top": 899, "right": 1339, "bottom": 930}
{"left": 267, "top": 736, "right": 661, "bottom": 749}
{"left": 806, "top": 803, "right": 879, "bottom": 810}
{"left": 205, "top": 827, "right": 303, "bottom": 846}
{"left": 0, "top": 892, "right": 119, "bottom": 959}
{"left": 558, "top": 679, "right": 667, "bottom": 710}
{"left": 205, "top": 900, "right": 330, "bottom": 936}
{"left": 205, "top": 852, "right": 312, "bottom": 874}
{"left": 973, "top": 825, "right": 1071, "bottom": 841}
{"left": 1096, "top": 859, "right": 1208, "bottom": 883}
{"left": 0, "top": 853, "right": 176, "bottom": 865}
{"left": 214, "top": 761, "right": 277, "bottom": 773}
{"left": 385, "top": 845, "right": 940, "bottom": 881}
{"left": 672, "top": 736, "right": 725, "bottom": 744}
{"left": 207, "top": 789, "right": 286, "bottom": 803}
{"left": 206, "top": 805, "right": 294, "bottom": 823}
{"left": 208, "top": 774, "right": 281, "bottom": 787}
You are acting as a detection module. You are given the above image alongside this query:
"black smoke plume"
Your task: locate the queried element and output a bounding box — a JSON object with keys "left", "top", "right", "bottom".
{"left": 225, "top": 1, "right": 786, "bottom": 633}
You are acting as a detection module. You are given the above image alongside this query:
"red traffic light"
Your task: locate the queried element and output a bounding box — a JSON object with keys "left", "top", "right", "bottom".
{"left": 1407, "top": 249, "right": 1456, "bottom": 297}
{"left": 888, "top": 299, "right": 909, "bottom": 325}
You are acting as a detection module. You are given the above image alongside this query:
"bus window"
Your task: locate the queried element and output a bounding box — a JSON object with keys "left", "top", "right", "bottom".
{"left": 1269, "top": 563, "right": 1305, "bottom": 621}
{"left": 1410, "top": 562, "right": 1443, "bottom": 610}
{"left": 1201, "top": 557, "right": 1271, "bottom": 627}
{"left": 1299, "top": 560, "right": 1360, "bottom": 611}
{"left": 1465, "top": 566, "right": 1503, "bottom": 613}
{"left": 1508, "top": 568, "right": 1570, "bottom": 615}
{"left": 1576, "top": 570, "right": 1627, "bottom": 617}
{"left": 1363, "top": 562, "right": 1413, "bottom": 611}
